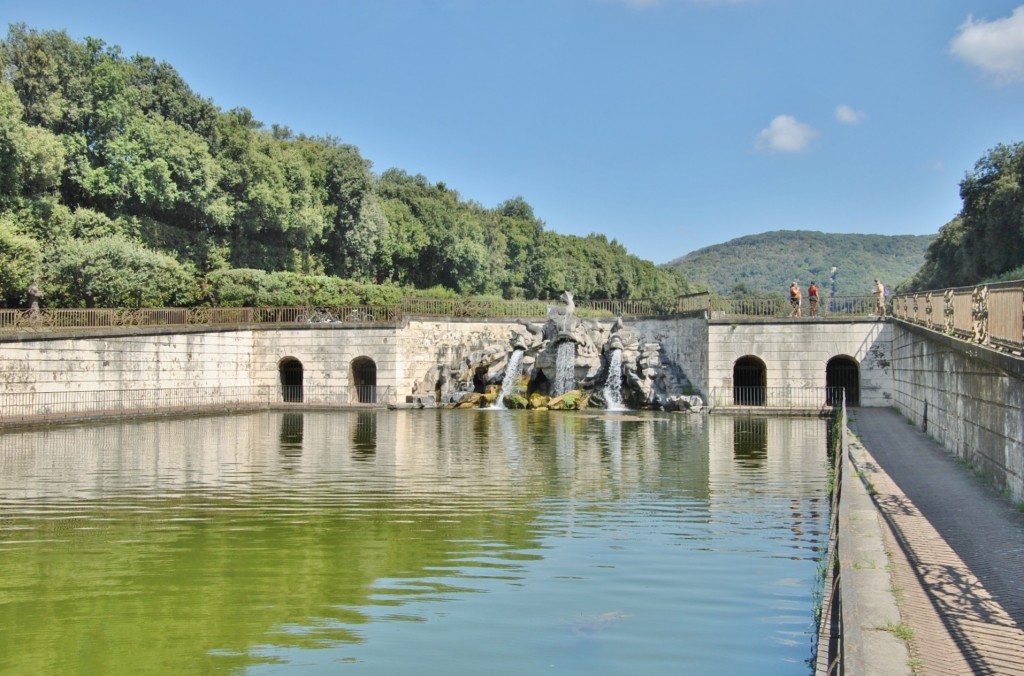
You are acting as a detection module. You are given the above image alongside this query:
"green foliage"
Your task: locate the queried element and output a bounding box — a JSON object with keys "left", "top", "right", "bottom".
{"left": 984, "top": 264, "right": 1024, "bottom": 284}
{"left": 667, "top": 231, "right": 934, "bottom": 296}
{"left": 0, "top": 76, "right": 65, "bottom": 204}
{"left": 204, "top": 268, "right": 403, "bottom": 307}
{"left": 908, "top": 142, "right": 1024, "bottom": 290}
{"left": 0, "top": 25, "right": 694, "bottom": 308}
{"left": 0, "top": 213, "right": 42, "bottom": 305}
{"left": 0, "top": 25, "right": 733, "bottom": 308}
{"left": 50, "top": 236, "right": 198, "bottom": 307}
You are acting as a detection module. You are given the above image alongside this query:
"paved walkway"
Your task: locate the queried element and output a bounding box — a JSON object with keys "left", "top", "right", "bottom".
{"left": 848, "top": 407, "right": 1024, "bottom": 675}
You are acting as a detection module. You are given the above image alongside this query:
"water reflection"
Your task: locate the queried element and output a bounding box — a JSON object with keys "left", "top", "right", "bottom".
{"left": 733, "top": 415, "right": 768, "bottom": 467}
{"left": 278, "top": 412, "right": 304, "bottom": 467}
{"left": 351, "top": 411, "right": 377, "bottom": 460}
{"left": 0, "top": 411, "right": 829, "bottom": 675}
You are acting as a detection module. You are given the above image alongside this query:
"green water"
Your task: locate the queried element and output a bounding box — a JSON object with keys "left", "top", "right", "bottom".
{"left": 0, "top": 410, "right": 829, "bottom": 675}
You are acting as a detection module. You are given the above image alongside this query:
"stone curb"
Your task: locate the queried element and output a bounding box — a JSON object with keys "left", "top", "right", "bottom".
{"left": 837, "top": 435, "right": 912, "bottom": 675}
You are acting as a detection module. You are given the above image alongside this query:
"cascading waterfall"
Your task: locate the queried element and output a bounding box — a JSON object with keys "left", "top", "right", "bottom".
{"left": 493, "top": 349, "right": 525, "bottom": 409}
{"left": 603, "top": 348, "right": 625, "bottom": 410}
{"left": 553, "top": 341, "right": 577, "bottom": 397}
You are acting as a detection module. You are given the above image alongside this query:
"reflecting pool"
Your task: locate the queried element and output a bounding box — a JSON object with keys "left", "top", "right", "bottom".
{"left": 0, "top": 411, "right": 829, "bottom": 675}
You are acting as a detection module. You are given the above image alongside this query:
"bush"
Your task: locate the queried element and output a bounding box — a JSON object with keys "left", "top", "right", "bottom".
{"left": 49, "top": 236, "right": 199, "bottom": 307}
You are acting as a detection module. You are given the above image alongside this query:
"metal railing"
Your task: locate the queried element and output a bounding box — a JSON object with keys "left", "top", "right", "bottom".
{"left": 709, "top": 295, "right": 876, "bottom": 318}
{"left": 817, "top": 394, "right": 845, "bottom": 675}
{"left": 0, "top": 291, "right": 889, "bottom": 335}
{"left": 399, "top": 293, "right": 712, "bottom": 319}
{"left": 0, "top": 384, "right": 397, "bottom": 425}
{"left": 0, "top": 305, "right": 403, "bottom": 332}
{"left": 890, "top": 279, "right": 1024, "bottom": 352}
{"left": 708, "top": 386, "right": 844, "bottom": 410}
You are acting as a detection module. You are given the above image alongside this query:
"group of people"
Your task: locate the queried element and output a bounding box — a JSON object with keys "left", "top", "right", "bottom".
{"left": 788, "top": 281, "right": 819, "bottom": 318}
{"left": 788, "top": 278, "right": 887, "bottom": 317}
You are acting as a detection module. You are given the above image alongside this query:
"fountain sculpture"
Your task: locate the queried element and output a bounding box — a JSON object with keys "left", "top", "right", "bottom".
{"left": 415, "top": 292, "right": 703, "bottom": 412}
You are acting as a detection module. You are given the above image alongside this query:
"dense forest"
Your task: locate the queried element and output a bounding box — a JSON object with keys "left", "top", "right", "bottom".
{"left": 664, "top": 231, "right": 935, "bottom": 297}
{"left": 906, "top": 141, "right": 1024, "bottom": 290}
{"left": 0, "top": 25, "right": 691, "bottom": 308}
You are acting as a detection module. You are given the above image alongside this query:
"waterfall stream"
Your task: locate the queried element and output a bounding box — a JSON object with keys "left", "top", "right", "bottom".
{"left": 553, "top": 341, "right": 577, "bottom": 397}
{"left": 603, "top": 348, "right": 625, "bottom": 410}
{"left": 493, "top": 349, "right": 525, "bottom": 409}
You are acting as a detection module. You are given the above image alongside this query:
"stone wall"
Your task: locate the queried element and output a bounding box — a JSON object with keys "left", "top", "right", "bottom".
{"left": 706, "top": 320, "right": 893, "bottom": 406}
{"left": 890, "top": 321, "right": 1024, "bottom": 502}
{"left": 392, "top": 319, "right": 522, "bottom": 396}
{"left": 632, "top": 317, "right": 709, "bottom": 397}
{"left": 0, "top": 326, "right": 402, "bottom": 400}
{"left": 0, "top": 318, "right": 893, "bottom": 409}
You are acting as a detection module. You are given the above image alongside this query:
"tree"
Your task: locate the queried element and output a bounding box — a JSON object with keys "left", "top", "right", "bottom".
{"left": 50, "top": 236, "right": 198, "bottom": 307}
{"left": 0, "top": 77, "right": 65, "bottom": 203}
{"left": 909, "top": 142, "right": 1024, "bottom": 289}
{"left": 0, "top": 214, "right": 43, "bottom": 306}
{"left": 316, "top": 139, "right": 380, "bottom": 280}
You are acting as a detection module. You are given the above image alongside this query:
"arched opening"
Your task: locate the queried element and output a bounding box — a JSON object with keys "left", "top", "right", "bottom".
{"left": 280, "top": 358, "right": 304, "bottom": 403}
{"left": 351, "top": 357, "right": 377, "bottom": 404}
{"left": 733, "top": 356, "right": 766, "bottom": 406}
{"left": 473, "top": 366, "right": 488, "bottom": 393}
{"left": 527, "top": 371, "right": 551, "bottom": 398}
{"left": 826, "top": 356, "right": 860, "bottom": 406}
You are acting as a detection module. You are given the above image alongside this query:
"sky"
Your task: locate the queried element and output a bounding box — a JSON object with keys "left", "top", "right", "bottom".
{"left": 2, "top": 0, "right": 1023, "bottom": 264}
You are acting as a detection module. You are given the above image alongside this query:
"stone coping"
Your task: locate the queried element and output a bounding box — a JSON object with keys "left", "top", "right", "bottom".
{"left": 834, "top": 433, "right": 912, "bottom": 675}
{"left": 892, "top": 318, "right": 1024, "bottom": 379}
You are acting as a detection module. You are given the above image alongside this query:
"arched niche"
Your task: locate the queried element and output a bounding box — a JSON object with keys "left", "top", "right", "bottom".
{"left": 351, "top": 357, "right": 378, "bottom": 404}
{"left": 826, "top": 355, "right": 860, "bottom": 406}
{"left": 733, "top": 355, "right": 766, "bottom": 406}
{"left": 279, "top": 357, "right": 304, "bottom": 403}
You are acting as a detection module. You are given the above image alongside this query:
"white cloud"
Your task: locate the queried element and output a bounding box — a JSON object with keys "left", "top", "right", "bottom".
{"left": 950, "top": 6, "right": 1024, "bottom": 84}
{"left": 755, "top": 115, "right": 818, "bottom": 152}
{"left": 835, "top": 104, "right": 866, "bottom": 125}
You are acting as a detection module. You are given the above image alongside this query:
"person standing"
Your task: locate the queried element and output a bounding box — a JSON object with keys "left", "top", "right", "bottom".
{"left": 789, "top": 282, "right": 802, "bottom": 318}
{"left": 873, "top": 279, "right": 885, "bottom": 315}
{"left": 807, "top": 281, "right": 819, "bottom": 317}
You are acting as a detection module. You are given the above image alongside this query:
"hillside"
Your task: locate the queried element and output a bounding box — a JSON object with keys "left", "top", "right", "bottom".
{"left": 665, "top": 231, "right": 935, "bottom": 296}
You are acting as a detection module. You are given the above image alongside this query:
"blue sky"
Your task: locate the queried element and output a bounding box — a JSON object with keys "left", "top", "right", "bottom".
{"left": 3, "top": 0, "right": 1023, "bottom": 263}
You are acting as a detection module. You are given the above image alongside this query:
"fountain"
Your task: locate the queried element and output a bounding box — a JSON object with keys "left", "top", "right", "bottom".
{"left": 552, "top": 341, "right": 577, "bottom": 397}
{"left": 492, "top": 348, "right": 525, "bottom": 409}
{"left": 417, "top": 291, "right": 703, "bottom": 412}
{"left": 603, "top": 348, "right": 624, "bottom": 410}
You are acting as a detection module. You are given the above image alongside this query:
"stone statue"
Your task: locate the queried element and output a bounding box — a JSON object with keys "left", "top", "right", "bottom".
{"left": 27, "top": 284, "right": 42, "bottom": 315}
{"left": 547, "top": 290, "right": 578, "bottom": 339}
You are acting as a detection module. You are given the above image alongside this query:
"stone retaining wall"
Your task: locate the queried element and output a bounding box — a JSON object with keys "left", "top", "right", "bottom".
{"left": 707, "top": 320, "right": 893, "bottom": 406}
{"left": 0, "top": 326, "right": 401, "bottom": 398}
{"left": 891, "top": 321, "right": 1024, "bottom": 502}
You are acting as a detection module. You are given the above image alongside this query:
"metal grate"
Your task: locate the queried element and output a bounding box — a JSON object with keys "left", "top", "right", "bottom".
{"left": 733, "top": 357, "right": 766, "bottom": 406}
{"left": 826, "top": 357, "right": 859, "bottom": 406}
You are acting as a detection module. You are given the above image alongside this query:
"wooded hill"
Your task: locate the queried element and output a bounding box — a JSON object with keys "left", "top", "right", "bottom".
{"left": 0, "top": 25, "right": 690, "bottom": 309}
{"left": 664, "top": 231, "right": 935, "bottom": 297}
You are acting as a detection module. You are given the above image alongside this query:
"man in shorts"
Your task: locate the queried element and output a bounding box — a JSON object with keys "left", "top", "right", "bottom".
{"left": 873, "top": 279, "right": 885, "bottom": 315}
